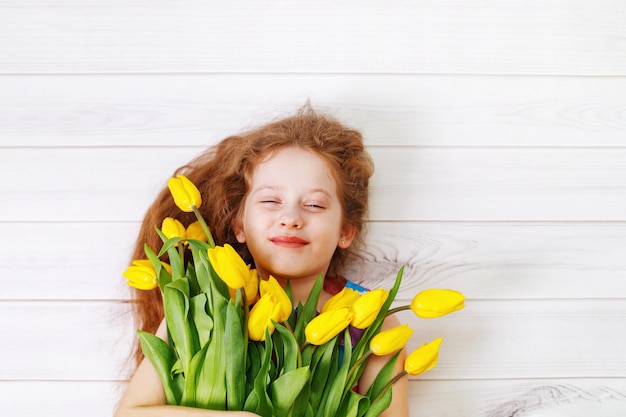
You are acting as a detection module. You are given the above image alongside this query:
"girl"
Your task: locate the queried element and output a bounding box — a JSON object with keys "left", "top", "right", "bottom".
{"left": 115, "top": 108, "right": 409, "bottom": 417}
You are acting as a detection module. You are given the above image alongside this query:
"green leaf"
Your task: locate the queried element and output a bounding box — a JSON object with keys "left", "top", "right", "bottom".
{"left": 309, "top": 337, "right": 337, "bottom": 410}
{"left": 363, "top": 388, "right": 393, "bottom": 417}
{"left": 365, "top": 351, "right": 401, "bottom": 400}
{"left": 190, "top": 294, "right": 213, "bottom": 347}
{"left": 294, "top": 274, "right": 324, "bottom": 344}
{"left": 163, "top": 279, "right": 197, "bottom": 375}
{"left": 137, "top": 330, "right": 182, "bottom": 405}
{"left": 155, "top": 228, "right": 186, "bottom": 280}
{"left": 181, "top": 343, "right": 209, "bottom": 407}
{"left": 336, "top": 390, "right": 370, "bottom": 417}
{"left": 225, "top": 299, "right": 246, "bottom": 410}
{"left": 321, "top": 328, "right": 353, "bottom": 417}
{"left": 244, "top": 330, "right": 275, "bottom": 417}
{"left": 196, "top": 291, "right": 228, "bottom": 410}
{"left": 274, "top": 323, "right": 299, "bottom": 373}
{"left": 292, "top": 379, "right": 312, "bottom": 417}
{"left": 190, "top": 246, "right": 211, "bottom": 293}
{"left": 270, "top": 366, "right": 311, "bottom": 416}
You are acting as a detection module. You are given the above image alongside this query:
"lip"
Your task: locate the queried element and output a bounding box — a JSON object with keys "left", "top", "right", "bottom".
{"left": 270, "top": 235, "right": 309, "bottom": 248}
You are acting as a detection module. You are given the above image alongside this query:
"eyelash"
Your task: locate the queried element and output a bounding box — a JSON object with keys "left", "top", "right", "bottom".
{"left": 259, "top": 200, "right": 325, "bottom": 210}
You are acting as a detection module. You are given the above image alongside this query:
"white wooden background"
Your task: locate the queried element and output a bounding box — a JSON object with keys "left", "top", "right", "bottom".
{"left": 1, "top": 1, "right": 626, "bottom": 416}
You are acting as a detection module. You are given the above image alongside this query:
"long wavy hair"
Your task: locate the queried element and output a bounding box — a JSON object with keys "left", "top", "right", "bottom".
{"left": 128, "top": 107, "right": 374, "bottom": 366}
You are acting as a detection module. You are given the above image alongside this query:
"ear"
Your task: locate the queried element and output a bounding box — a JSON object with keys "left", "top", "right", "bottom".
{"left": 232, "top": 217, "right": 246, "bottom": 243}
{"left": 338, "top": 223, "right": 357, "bottom": 249}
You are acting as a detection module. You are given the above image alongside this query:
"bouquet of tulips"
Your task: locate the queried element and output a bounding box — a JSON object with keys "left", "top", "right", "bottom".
{"left": 123, "top": 175, "right": 465, "bottom": 417}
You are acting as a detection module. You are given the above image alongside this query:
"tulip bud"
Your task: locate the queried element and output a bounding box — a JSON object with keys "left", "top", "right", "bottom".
{"left": 242, "top": 268, "right": 260, "bottom": 306}
{"left": 404, "top": 337, "right": 442, "bottom": 376}
{"left": 321, "top": 287, "right": 360, "bottom": 313}
{"left": 207, "top": 244, "right": 249, "bottom": 289}
{"left": 305, "top": 307, "right": 353, "bottom": 345}
{"left": 260, "top": 276, "right": 292, "bottom": 322}
{"left": 167, "top": 174, "right": 202, "bottom": 212}
{"left": 350, "top": 289, "right": 389, "bottom": 329}
{"left": 123, "top": 260, "right": 158, "bottom": 290}
{"left": 248, "top": 293, "right": 283, "bottom": 341}
{"left": 161, "top": 217, "right": 187, "bottom": 241}
{"left": 370, "top": 324, "right": 414, "bottom": 356}
{"left": 411, "top": 289, "right": 465, "bottom": 319}
{"left": 185, "top": 221, "right": 207, "bottom": 242}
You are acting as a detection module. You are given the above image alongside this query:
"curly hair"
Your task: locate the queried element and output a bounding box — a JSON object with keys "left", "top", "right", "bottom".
{"left": 128, "top": 107, "right": 374, "bottom": 366}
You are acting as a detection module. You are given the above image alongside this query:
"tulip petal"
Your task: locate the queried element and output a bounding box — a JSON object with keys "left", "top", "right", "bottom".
{"left": 370, "top": 323, "right": 413, "bottom": 356}
{"left": 411, "top": 289, "right": 465, "bottom": 319}
{"left": 405, "top": 337, "right": 443, "bottom": 376}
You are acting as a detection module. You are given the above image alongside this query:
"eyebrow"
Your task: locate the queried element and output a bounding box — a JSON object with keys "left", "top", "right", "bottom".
{"left": 251, "top": 185, "right": 333, "bottom": 198}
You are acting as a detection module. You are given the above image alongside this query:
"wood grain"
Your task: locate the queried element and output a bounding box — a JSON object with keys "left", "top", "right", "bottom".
{"left": 1, "top": 75, "right": 625, "bottom": 148}
{"left": 1, "top": 1, "right": 625, "bottom": 75}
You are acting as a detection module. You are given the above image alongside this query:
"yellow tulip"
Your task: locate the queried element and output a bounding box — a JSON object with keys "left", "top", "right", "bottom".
{"left": 260, "top": 276, "right": 292, "bottom": 322}
{"left": 321, "top": 287, "right": 360, "bottom": 313}
{"left": 242, "top": 268, "right": 260, "bottom": 306}
{"left": 248, "top": 293, "right": 283, "bottom": 341}
{"left": 207, "top": 244, "right": 249, "bottom": 289}
{"left": 305, "top": 307, "right": 353, "bottom": 345}
{"left": 370, "top": 324, "right": 414, "bottom": 356}
{"left": 123, "top": 260, "right": 158, "bottom": 290}
{"left": 404, "top": 337, "right": 442, "bottom": 376}
{"left": 411, "top": 289, "right": 465, "bottom": 319}
{"left": 349, "top": 289, "right": 389, "bottom": 329}
{"left": 185, "top": 221, "right": 207, "bottom": 242}
{"left": 161, "top": 217, "right": 187, "bottom": 241}
{"left": 167, "top": 174, "right": 202, "bottom": 212}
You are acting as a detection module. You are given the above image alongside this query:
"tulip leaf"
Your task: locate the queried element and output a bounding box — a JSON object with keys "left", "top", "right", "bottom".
{"left": 363, "top": 387, "right": 393, "bottom": 417}
{"left": 225, "top": 298, "right": 246, "bottom": 410}
{"left": 274, "top": 322, "right": 299, "bottom": 373}
{"left": 245, "top": 329, "right": 275, "bottom": 417}
{"left": 270, "top": 366, "right": 311, "bottom": 416}
{"left": 336, "top": 390, "right": 369, "bottom": 417}
{"left": 364, "top": 350, "right": 401, "bottom": 400}
{"left": 190, "top": 294, "right": 213, "bottom": 347}
{"left": 321, "top": 329, "right": 352, "bottom": 417}
{"left": 294, "top": 274, "right": 324, "bottom": 344}
{"left": 291, "top": 377, "right": 312, "bottom": 416}
{"left": 196, "top": 289, "right": 229, "bottom": 410}
{"left": 181, "top": 342, "right": 209, "bottom": 407}
{"left": 309, "top": 337, "right": 337, "bottom": 409}
{"left": 163, "top": 279, "right": 198, "bottom": 375}
{"left": 137, "top": 330, "right": 182, "bottom": 405}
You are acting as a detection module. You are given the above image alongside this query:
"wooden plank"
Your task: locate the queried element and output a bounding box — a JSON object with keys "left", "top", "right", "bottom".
{"left": 2, "top": 74, "right": 626, "bottom": 148}
{"left": 2, "top": 147, "right": 625, "bottom": 222}
{"left": 1, "top": 1, "right": 625, "bottom": 75}
{"left": 3, "top": 222, "right": 626, "bottom": 301}
{"left": 2, "top": 300, "right": 625, "bottom": 380}
{"left": 2, "top": 379, "right": 625, "bottom": 417}
{"left": 0, "top": 381, "right": 121, "bottom": 417}
{"left": 407, "top": 379, "right": 626, "bottom": 417}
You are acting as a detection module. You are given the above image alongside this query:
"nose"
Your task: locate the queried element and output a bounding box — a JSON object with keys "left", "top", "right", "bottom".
{"left": 279, "top": 206, "right": 303, "bottom": 229}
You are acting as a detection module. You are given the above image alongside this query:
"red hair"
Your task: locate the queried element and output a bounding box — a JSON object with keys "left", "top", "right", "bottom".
{"left": 128, "top": 107, "right": 374, "bottom": 366}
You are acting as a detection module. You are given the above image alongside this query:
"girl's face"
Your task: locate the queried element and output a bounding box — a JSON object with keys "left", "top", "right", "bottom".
{"left": 234, "top": 146, "right": 356, "bottom": 286}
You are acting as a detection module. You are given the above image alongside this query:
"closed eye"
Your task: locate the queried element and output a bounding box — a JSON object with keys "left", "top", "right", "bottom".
{"left": 305, "top": 203, "right": 325, "bottom": 209}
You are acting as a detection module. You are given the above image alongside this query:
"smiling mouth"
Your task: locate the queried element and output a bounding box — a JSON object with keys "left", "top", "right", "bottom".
{"left": 271, "top": 236, "right": 308, "bottom": 248}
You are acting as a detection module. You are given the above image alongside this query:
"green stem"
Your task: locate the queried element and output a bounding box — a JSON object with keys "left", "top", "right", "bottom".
{"left": 343, "top": 349, "right": 373, "bottom": 395}
{"left": 192, "top": 206, "right": 215, "bottom": 248}
{"left": 386, "top": 305, "right": 410, "bottom": 317}
{"left": 372, "top": 370, "right": 408, "bottom": 404}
